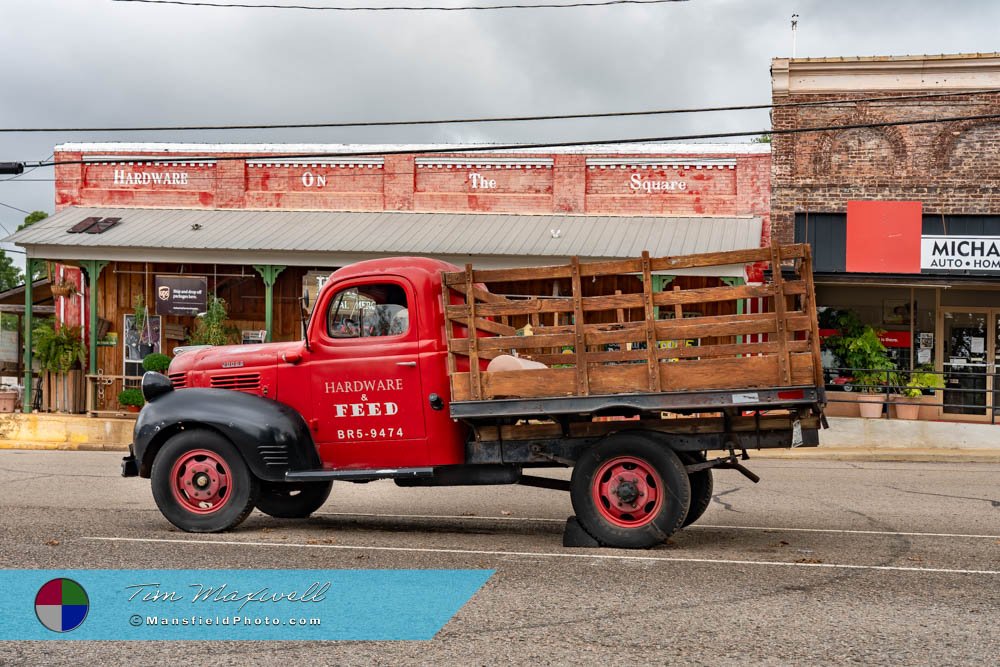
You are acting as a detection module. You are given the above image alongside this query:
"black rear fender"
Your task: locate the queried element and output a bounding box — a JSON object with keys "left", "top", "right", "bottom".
{"left": 133, "top": 388, "right": 320, "bottom": 482}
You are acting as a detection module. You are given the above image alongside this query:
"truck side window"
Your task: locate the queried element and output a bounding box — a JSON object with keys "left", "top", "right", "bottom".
{"left": 326, "top": 283, "right": 409, "bottom": 339}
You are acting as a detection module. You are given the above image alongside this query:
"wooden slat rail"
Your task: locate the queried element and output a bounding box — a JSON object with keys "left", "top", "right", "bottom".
{"left": 801, "top": 245, "right": 825, "bottom": 389}
{"left": 464, "top": 264, "right": 482, "bottom": 400}
{"left": 570, "top": 258, "right": 590, "bottom": 395}
{"left": 447, "top": 311, "right": 814, "bottom": 353}
{"left": 442, "top": 244, "right": 812, "bottom": 286}
{"left": 768, "top": 244, "right": 792, "bottom": 385}
{"left": 441, "top": 244, "right": 822, "bottom": 403}
{"left": 444, "top": 281, "right": 808, "bottom": 320}
{"left": 640, "top": 252, "right": 661, "bottom": 392}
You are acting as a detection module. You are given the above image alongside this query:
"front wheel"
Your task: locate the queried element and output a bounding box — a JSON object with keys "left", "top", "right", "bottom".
{"left": 571, "top": 433, "right": 691, "bottom": 549}
{"left": 256, "top": 481, "right": 332, "bottom": 519}
{"left": 151, "top": 430, "right": 259, "bottom": 533}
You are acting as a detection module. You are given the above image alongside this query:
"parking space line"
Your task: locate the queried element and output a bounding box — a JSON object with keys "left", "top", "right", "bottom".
{"left": 314, "top": 511, "right": 1000, "bottom": 540}
{"left": 83, "top": 536, "right": 1000, "bottom": 576}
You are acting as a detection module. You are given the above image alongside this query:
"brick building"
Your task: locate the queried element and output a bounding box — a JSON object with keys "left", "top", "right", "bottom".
{"left": 8, "top": 142, "right": 770, "bottom": 413}
{"left": 771, "top": 53, "right": 1000, "bottom": 422}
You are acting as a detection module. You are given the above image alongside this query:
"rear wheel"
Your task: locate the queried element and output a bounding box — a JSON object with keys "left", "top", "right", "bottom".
{"left": 151, "top": 430, "right": 259, "bottom": 533}
{"left": 256, "top": 481, "right": 332, "bottom": 519}
{"left": 571, "top": 433, "right": 690, "bottom": 549}
{"left": 678, "top": 452, "right": 714, "bottom": 528}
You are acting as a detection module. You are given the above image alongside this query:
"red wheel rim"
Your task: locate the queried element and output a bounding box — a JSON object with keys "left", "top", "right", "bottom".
{"left": 591, "top": 456, "right": 664, "bottom": 528}
{"left": 169, "top": 449, "right": 233, "bottom": 515}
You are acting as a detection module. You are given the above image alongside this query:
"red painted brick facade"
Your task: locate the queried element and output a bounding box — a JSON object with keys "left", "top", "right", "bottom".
{"left": 55, "top": 144, "right": 771, "bottom": 243}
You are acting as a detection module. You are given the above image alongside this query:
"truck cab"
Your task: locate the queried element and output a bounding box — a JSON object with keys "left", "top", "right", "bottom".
{"left": 163, "top": 257, "right": 467, "bottom": 471}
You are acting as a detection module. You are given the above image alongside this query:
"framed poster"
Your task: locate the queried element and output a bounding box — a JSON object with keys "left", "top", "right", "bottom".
{"left": 123, "top": 313, "right": 162, "bottom": 382}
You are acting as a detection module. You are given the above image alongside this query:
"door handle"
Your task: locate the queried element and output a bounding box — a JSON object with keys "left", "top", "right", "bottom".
{"left": 396, "top": 361, "right": 417, "bottom": 367}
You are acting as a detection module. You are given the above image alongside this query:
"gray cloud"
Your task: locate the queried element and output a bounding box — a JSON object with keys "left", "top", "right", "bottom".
{"left": 2, "top": 0, "right": 999, "bottom": 266}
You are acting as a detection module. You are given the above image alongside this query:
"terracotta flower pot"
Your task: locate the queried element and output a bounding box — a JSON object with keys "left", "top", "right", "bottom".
{"left": 50, "top": 283, "right": 75, "bottom": 299}
{"left": 857, "top": 394, "right": 885, "bottom": 419}
{"left": 891, "top": 396, "right": 920, "bottom": 420}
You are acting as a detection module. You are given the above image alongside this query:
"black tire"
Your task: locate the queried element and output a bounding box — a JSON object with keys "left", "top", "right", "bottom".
{"left": 256, "top": 481, "right": 332, "bottom": 519}
{"left": 571, "top": 432, "right": 691, "bottom": 549}
{"left": 151, "top": 429, "right": 259, "bottom": 533}
{"left": 678, "top": 452, "right": 714, "bottom": 528}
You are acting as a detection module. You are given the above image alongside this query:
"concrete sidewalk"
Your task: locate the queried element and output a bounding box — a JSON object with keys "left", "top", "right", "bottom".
{"left": 2, "top": 413, "right": 999, "bottom": 462}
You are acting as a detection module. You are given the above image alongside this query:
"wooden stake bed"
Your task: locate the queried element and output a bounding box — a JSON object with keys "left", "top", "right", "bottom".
{"left": 442, "top": 244, "right": 825, "bottom": 418}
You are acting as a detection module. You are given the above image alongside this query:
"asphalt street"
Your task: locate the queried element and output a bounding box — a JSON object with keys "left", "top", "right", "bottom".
{"left": 0, "top": 450, "right": 997, "bottom": 666}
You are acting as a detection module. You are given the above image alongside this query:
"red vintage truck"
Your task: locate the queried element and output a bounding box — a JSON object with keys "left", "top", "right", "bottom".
{"left": 122, "top": 244, "right": 826, "bottom": 549}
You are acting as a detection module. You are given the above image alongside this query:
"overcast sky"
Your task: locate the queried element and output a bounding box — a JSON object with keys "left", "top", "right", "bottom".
{"left": 2, "top": 0, "right": 999, "bottom": 268}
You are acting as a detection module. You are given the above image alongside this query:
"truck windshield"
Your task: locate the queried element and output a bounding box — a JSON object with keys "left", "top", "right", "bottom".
{"left": 327, "top": 283, "right": 408, "bottom": 339}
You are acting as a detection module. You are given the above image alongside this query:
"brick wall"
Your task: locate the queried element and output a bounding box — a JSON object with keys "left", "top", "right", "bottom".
{"left": 58, "top": 147, "right": 770, "bottom": 236}
{"left": 771, "top": 91, "right": 1000, "bottom": 243}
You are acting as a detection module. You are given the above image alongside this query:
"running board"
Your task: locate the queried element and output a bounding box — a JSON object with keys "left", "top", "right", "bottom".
{"left": 285, "top": 467, "right": 434, "bottom": 482}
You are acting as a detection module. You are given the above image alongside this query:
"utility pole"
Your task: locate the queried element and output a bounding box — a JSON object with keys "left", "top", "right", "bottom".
{"left": 791, "top": 13, "right": 799, "bottom": 58}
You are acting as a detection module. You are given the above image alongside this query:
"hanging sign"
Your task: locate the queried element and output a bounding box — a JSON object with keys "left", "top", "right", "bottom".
{"left": 155, "top": 276, "right": 208, "bottom": 316}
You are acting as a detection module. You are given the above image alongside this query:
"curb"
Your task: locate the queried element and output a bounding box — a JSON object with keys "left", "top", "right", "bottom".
{"left": 745, "top": 447, "right": 1000, "bottom": 463}
{"left": 0, "top": 441, "right": 129, "bottom": 452}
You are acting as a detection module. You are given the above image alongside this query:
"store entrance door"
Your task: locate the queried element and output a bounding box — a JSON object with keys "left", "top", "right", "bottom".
{"left": 942, "top": 309, "right": 991, "bottom": 418}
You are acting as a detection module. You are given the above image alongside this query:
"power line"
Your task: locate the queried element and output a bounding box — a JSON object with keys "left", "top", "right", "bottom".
{"left": 111, "top": 0, "right": 688, "bottom": 11}
{"left": 0, "top": 201, "right": 31, "bottom": 215}
{"left": 3, "top": 88, "right": 999, "bottom": 134}
{"left": 24, "top": 111, "right": 1000, "bottom": 168}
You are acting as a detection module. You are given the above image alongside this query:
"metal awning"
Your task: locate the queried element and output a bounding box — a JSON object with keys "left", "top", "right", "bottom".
{"left": 5, "top": 207, "right": 764, "bottom": 277}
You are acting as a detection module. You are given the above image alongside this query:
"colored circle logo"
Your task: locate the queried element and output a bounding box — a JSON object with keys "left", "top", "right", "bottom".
{"left": 35, "top": 578, "right": 89, "bottom": 633}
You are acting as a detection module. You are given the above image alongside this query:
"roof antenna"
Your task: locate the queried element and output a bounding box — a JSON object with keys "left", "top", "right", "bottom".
{"left": 791, "top": 13, "right": 799, "bottom": 58}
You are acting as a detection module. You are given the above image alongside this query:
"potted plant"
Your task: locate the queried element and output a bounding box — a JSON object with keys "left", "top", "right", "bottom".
{"left": 132, "top": 294, "right": 155, "bottom": 358}
{"left": 118, "top": 387, "right": 145, "bottom": 413}
{"left": 827, "top": 323, "right": 895, "bottom": 419}
{"left": 142, "top": 352, "right": 171, "bottom": 374}
{"left": 186, "top": 296, "right": 238, "bottom": 346}
{"left": 896, "top": 368, "right": 945, "bottom": 420}
{"left": 46, "top": 263, "right": 78, "bottom": 299}
{"left": 49, "top": 278, "right": 78, "bottom": 299}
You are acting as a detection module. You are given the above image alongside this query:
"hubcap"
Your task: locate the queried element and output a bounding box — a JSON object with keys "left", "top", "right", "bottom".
{"left": 170, "top": 449, "right": 233, "bottom": 514}
{"left": 591, "top": 456, "right": 664, "bottom": 528}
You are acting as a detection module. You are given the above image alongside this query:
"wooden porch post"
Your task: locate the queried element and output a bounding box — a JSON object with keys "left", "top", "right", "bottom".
{"left": 22, "top": 258, "right": 42, "bottom": 413}
{"left": 253, "top": 265, "right": 286, "bottom": 342}
{"left": 79, "top": 260, "right": 109, "bottom": 373}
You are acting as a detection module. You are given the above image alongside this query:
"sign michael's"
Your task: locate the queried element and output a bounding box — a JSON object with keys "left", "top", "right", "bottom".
{"left": 921, "top": 235, "right": 1000, "bottom": 271}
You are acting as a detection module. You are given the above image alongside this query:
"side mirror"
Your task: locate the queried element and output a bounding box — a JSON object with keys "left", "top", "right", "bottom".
{"left": 301, "top": 288, "right": 310, "bottom": 310}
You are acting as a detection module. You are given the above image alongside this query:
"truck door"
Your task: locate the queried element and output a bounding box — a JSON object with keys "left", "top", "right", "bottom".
{"left": 309, "top": 278, "right": 428, "bottom": 469}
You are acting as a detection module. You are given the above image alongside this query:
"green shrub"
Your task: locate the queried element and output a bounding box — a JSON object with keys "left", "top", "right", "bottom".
{"left": 118, "top": 388, "right": 145, "bottom": 408}
{"left": 142, "top": 352, "right": 171, "bottom": 373}
{"left": 33, "top": 320, "right": 86, "bottom": 373}
{"left": 187, "top": 296, "right": 239, "bottom": 346}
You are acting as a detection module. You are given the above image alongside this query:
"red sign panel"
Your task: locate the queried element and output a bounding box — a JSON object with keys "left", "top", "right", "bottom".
{"left": 819, "top": 328, "right": 912, "bottom": 348}
{"left": 845, "top": 201, "right": 922, "bottom": 273}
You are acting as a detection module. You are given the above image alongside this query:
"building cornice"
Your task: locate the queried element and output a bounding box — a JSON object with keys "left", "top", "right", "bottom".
{"left": 772, "top": 53, "right": 1000, "bottom": 97}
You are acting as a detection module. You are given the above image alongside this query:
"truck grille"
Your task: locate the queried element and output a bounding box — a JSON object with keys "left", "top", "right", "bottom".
{"left": 210, "top": 373, "right": 262, "bottom": 393}
{"left": 168, "top": 372, "right": 188, "bottom": 389}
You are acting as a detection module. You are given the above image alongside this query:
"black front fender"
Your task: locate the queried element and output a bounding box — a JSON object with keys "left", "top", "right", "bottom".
{"left": 132, "top": 388, "right": 320, "bottom": 482}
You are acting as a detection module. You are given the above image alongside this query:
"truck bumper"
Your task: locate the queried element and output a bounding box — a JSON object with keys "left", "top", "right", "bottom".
{"left": 121, "top": 445, "right": 139, "bottom": 477}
